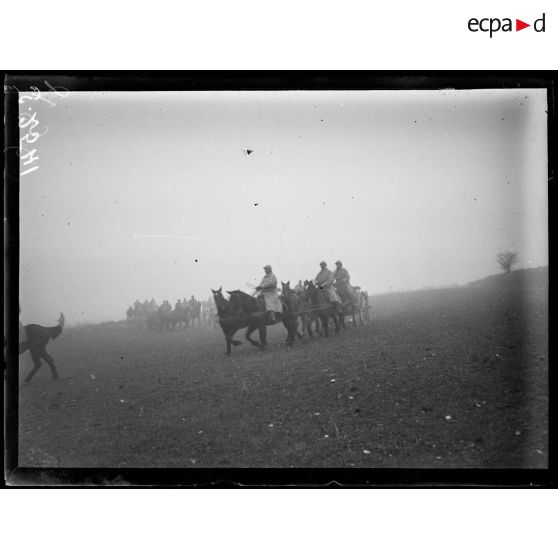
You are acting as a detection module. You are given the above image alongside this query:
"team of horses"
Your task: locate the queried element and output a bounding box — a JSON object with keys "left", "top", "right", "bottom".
{"left": 212, "top": 281, "right": 370, "bottom": 356}
{"left": 15, "top": 285, "right": 368, "bottom": 383}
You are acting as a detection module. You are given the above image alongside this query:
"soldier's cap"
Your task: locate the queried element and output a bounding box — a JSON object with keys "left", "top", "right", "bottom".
{"left": 335, "top": 260, "right": 342, "bottom": 265}
{"left": 263, "top": 264, "right": 272, "bottom": 270}
{"left": 319, "top": 261, "right": 327, "bottom": 266}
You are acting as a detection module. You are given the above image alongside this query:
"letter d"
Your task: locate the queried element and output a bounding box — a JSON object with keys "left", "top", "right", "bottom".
{"left": 534, "top": 13, "right": 545, "bottom": 32}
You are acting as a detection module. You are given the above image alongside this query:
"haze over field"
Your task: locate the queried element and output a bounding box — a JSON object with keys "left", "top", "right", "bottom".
{"left": 18, "top": 89, "right": 548, "bottom": 324}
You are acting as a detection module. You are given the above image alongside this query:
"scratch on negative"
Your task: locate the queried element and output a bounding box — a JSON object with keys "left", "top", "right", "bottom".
{"left": 132, "top": 233, "right": 225, "bottom": 246}
{"left": 329, "top": 414, "right": 340, "bottom": 440}
{"left": 133, "top": 233, "right": 196, "bottom": 240}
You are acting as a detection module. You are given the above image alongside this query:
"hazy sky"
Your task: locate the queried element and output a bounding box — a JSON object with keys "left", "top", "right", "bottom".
{"left": 18, "top": 89, "right": 548, "bottom": 324}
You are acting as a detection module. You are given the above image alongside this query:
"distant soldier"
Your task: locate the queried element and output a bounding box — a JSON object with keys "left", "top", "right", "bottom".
{"left": 126, "top": 306, "right": 134, "bottom": 320}
{"left": 294, "top": 280, "right": 305, "bottom": 295}
{"left": 189, "top": 295, "right": 202, "bottom": 327}
{"left": 315, "top": 261, "right": 342, "bottom": 309}
{"left": 334, "top": 260, "right": 356, "bottom": 304}
{"left": 255, "top": 264, "right": 283, "bottom": 322}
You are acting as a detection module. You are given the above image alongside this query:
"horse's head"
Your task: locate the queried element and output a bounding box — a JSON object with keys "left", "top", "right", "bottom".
{"left": 304, "top": 280, "right": 323, "bottom": 303}
{"left": 281, "top": 281, "right": 291, "bottom": 295}
{"left": 211, "top": 287, "right": 229, "bottom": 313}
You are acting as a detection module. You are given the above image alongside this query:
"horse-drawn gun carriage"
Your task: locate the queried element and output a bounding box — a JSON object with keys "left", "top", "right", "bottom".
{"left": 210, "top": 276, "right": 373, "bottom": 356}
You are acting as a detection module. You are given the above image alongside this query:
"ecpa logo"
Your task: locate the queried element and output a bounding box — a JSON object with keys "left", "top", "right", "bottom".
{"left": 468, "top": 13, "right": 546, "bottom": 37}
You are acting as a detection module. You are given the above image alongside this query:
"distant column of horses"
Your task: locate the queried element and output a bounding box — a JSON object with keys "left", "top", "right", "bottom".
{"left": 211, "top": 281, "right": 371, "bottom": 356}
{"left": 125, "top": 298, "right": 215, "bottom": 332}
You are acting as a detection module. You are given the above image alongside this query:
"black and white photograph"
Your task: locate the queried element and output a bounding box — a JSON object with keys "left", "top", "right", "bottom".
{"left": 5, "top": 75, "right": 550, "bottom": 482}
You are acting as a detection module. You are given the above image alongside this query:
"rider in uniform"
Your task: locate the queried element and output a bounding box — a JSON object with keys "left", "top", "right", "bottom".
{"left": 315, "top": 261, "right": 342, "bottom": 312}
{"left": 255, "top": 265, "right": 282, "bottom": 322}
{"left": 333, "top": 260, "right": 356, "bottom": 304}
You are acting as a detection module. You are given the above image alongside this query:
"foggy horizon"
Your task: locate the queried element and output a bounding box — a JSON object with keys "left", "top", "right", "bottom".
{"left": 18, "top": 89, "right": 548, "bottom": 325}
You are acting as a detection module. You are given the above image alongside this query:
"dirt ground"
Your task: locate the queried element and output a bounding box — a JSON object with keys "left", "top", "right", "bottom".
{"left": 16, "top": 268, "right": 548, "bottom": 469}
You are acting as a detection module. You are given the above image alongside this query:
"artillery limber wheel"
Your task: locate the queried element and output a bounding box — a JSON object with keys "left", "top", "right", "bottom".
{"left": 355, "top": 288, "right": 370, "bottom": 324}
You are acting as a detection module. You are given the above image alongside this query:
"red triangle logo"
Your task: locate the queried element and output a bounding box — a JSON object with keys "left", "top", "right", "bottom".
{"left": 516, "top": 19, "right": 530, "bottom": 31}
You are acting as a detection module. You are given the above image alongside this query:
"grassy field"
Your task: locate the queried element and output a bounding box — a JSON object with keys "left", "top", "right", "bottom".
{"left": 16, "top": 268, "right": 548, "bottom": 469}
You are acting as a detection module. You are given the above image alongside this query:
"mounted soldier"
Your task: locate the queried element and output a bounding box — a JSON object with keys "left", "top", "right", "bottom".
{"left": 189, "top": 295, "right": 202, "bottom": 327}
{"left": 315, "top": 261, "right": 342, "bottom": 313}
{"left": 334, "top": 260, "right": 357, "bottom": 305}
{"left": 255, "top": 264, "right": 283, "bottom": 322}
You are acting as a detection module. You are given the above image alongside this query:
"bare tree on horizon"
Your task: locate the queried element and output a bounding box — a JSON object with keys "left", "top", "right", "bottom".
{"left": 496, "top": 251, "right": 519, "bottom": 274}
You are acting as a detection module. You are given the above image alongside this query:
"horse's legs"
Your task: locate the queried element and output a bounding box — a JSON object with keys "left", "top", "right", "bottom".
{"left": 245, "top": 325, "right": 261, "bottom": 347}
{"left": 222, "top": 327, "right": 240, "bottom": 355}
{"left": 294, "top": 320, "right": 304, "bottom": 341}
{"left": 259, "top": 324, "right": 267, "bottom": 349}
{"left": 23, "top": 348, "right": 42, "bottom": 384}
{"left": 305, "top": 315, "right": 313, "bottom": 337}
{"left": 282, "top": 320, "right": 291, "bottom": 345}
{"left": 40, "top": 347, "right": 58, "bottom": 379}
{"left": 333, "top": 314, "right": 340, "bottom": 334}
{"left": 321, "top": 315, "right": 329, "bottom": 337}
{"left": 283, "top": 319, "right": 298, "bottom": 346}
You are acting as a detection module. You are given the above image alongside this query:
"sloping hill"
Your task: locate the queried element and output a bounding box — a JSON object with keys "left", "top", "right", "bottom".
{"left": 16, "top": 268, "right": 548, "bottom": 471}
{"left": 466, "top": 267, "right": 548, "bottom": 296}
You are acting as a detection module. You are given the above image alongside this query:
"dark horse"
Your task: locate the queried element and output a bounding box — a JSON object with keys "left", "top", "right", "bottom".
{"left": 19, "top": 313, "right": 65, "bottom": 384}
{"left": 211, "top": 287, "right": 297, "bottom": 355}
{"left": 303, "top": 281, "right": 341, "bottom": 337}
{"left": 280, "top": 281, "right": 306, "bottom": 345}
